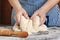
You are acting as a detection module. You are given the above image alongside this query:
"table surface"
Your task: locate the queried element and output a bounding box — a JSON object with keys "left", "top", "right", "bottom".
{"left": 0, "top": 26, "right": 60, "bottom": 40}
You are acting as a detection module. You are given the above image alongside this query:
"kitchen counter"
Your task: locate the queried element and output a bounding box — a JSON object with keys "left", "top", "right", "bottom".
{"left": 0, "top": 26, "right": 60, "bottom": 40}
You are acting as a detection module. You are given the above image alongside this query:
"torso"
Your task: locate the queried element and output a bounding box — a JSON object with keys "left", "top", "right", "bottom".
{"left": 19, "top": 0, "right": 47, "bottom": 16}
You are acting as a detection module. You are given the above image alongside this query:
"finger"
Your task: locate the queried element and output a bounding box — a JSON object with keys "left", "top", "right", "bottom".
{"left": 14, "top": 15, "right": 21, "bottom": 25}
{"left": 40, "top": 16, "right": 46, "bottom": 25}
{"left": 23, "top": 12, "right": 29, "bottom": 19}
{"left": 31, "top": 13, "right": 38, "bottom": 19}
{"left": 16, "top": 17, "right": 20, "bottom": 25}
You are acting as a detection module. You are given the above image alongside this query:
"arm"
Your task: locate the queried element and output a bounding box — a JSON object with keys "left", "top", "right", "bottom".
{"left": 8, "top": 0, "right": 29, "bottom": 25}
{"left": 38, "top": 0, "right": 60, "bottom": 14}
{"left": 8, "top": 0, "right": 22, "bottom": 12}
{"left": 31, "top": 0, "right": 60, "bottom": 25}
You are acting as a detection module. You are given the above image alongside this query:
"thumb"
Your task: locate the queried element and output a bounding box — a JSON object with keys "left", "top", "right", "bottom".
{"left": 14, "top": 14, "right": 21, "bottom": 25}
{"left": 40, "top": 16, "right": 46, "bottom": 25}
{"left": 23, "top": 13, "right": 29, "bottom": 19}
{"left": 31, "top": 13, "right": 37, "bottom": 19}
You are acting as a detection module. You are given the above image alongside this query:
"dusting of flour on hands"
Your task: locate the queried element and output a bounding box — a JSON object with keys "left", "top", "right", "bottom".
{"left": 13, "top": 16, "right": 48, "bottom": 35}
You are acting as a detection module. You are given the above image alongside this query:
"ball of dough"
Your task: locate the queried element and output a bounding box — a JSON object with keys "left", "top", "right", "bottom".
{"left": 13, "top": 16, "right": 48, "bottom": 35}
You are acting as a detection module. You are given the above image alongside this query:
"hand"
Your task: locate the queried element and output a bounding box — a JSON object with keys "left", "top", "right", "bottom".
{"left": 14, "top": 8, "right": 29, "bottom": 25}
{"left": 31, "top": 10, "right": 46, "bottom": 25}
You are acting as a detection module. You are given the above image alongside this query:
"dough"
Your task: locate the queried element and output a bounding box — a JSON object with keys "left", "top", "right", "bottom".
{"left": 13, "top": 16, "right": 48, "bottom": 34}
{"left": 20, "top": 16, "right": 28, "bottom": 31}
{"left": 13, "top": 23, "right": 21, "bottom": 32}
{"left": 32, "top": 16, "right": 40, "bottom": 32}
{"left": 26, "top": 19, "right": 36, "bottom": 34}
{"left": 20, "top": 16, "right": 36, "bottom": 34}
{"left": 32, "top": 16, "right": 48, "bottom": 31}
{"left": 39, "top": 25, "right": 48, "bottom": 31}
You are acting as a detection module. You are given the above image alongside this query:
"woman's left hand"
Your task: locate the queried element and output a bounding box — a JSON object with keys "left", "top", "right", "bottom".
{"left": 31, "top": 10, "right": 46, "bottom": 25}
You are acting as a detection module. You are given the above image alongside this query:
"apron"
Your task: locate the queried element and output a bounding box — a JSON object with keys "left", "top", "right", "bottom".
{"left": 11, "top": 0, "right": 60, "bottom": 26}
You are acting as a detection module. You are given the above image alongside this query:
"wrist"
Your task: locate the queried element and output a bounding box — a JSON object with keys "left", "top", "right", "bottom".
{"left": 15, "top": 7, "right": 23, "bottom": 13}
{"left": 38, "top": 9, "right": 47, "bottom": 15}
{"left": 16, "top": 7, "right": 22, "bottom": 11}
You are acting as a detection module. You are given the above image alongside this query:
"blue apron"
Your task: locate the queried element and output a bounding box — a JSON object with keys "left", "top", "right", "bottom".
{"left": 11, "top": 0, "right": 60, "bottom": 26}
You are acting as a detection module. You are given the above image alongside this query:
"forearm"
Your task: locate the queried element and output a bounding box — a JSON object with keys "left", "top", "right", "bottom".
{"left": 38, "top": 0, "right": 60, "bottom": 14}
{"left": 8, "top": 0, "right": 22, "bottom": 11}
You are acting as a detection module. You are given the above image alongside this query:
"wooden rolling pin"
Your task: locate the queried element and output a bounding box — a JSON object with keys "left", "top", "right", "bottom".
{"left": 0, "top": 28, "right": 28, "bottom": 38}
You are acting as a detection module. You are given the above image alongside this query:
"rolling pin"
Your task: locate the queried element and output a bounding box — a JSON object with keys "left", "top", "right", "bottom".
{"left": 0, "top": 28, "right": 28, "bottom": 38}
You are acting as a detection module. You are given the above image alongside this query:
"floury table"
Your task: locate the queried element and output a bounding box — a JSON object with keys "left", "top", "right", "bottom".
{"left": 0, "top": 26, "right": 60, "bottom": 40}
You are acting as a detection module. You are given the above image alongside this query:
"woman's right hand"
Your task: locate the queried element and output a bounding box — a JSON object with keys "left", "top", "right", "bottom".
{"left": 14, "top": 8, "right": 29, "bottom": 25}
